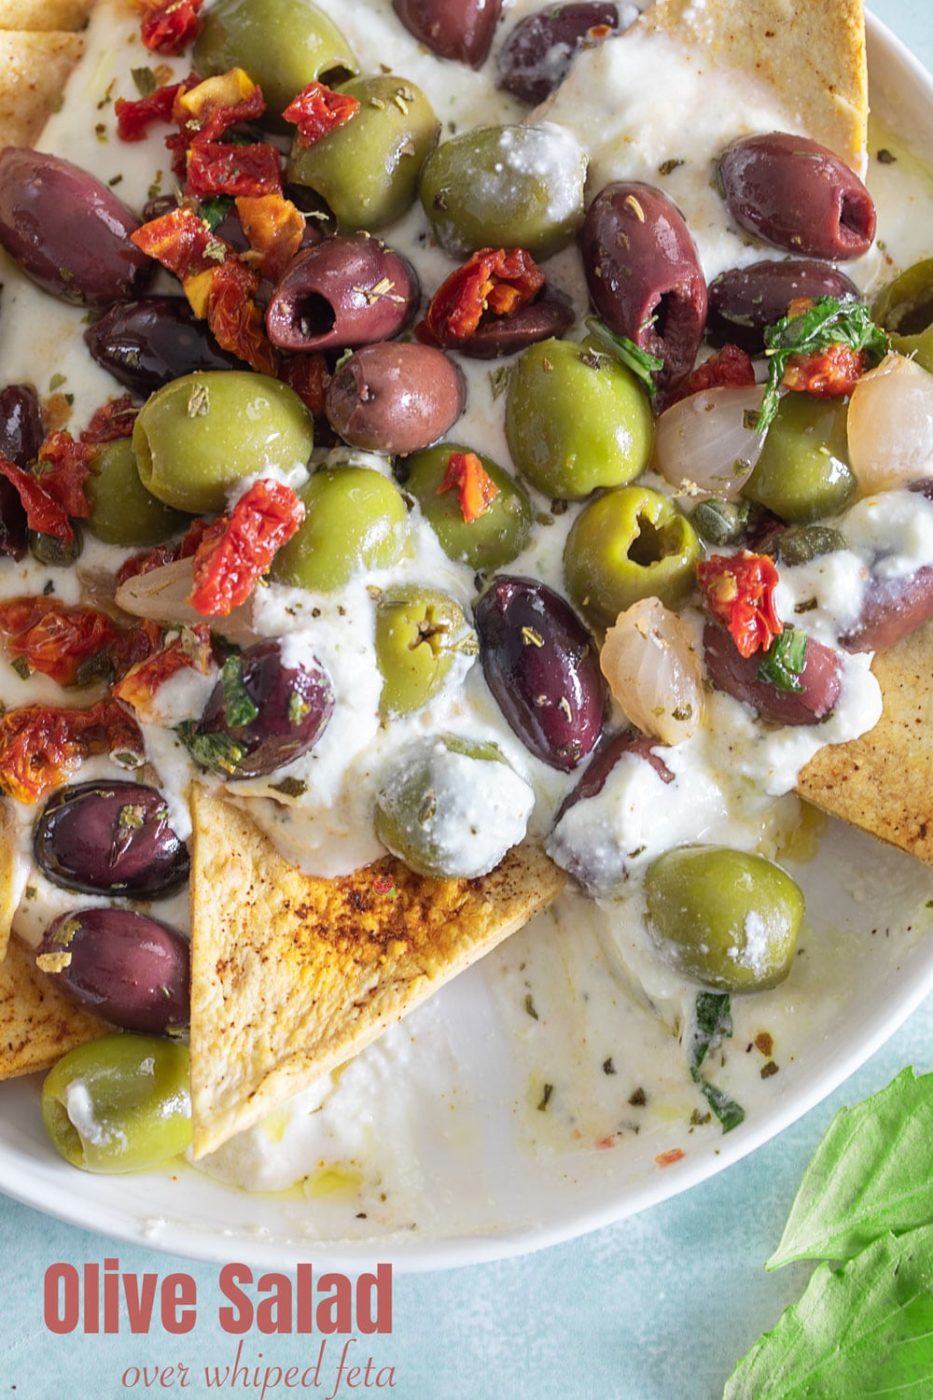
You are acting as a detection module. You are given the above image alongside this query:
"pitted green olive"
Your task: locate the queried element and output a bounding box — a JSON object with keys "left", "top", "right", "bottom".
{"left": 744, "top": 395, "right": 854, "bottom": 524}
{"left": 506, "top": 339, "right": 653, "bottom": 500}
{"left": 86, "top": 438, "right": 188, "bottom": 546}
{"left": 132, "top": 372, "right": 314, "bottom": 515}
{"left": 271, "top": 466, "right": 409, "bottom": 592}
{"left": 420, "top": 124, "right": 587, "bottom": 259}
{"left": 375, "top": 586, "right": 476, "bottom": 717}
{"left": 194, "top": 0, "right": 357, "bottom": 118}
{"left": 287, "top": 75, "right": 439, "bottom": 231}
{"left": 402, "top": 444, "right": 532, "bottom": 570}
{"left": 644, "top": 846, "right": 805, "bottom": 992}
{"left": 564, "top": 485, "right": 700, "bottom": 631}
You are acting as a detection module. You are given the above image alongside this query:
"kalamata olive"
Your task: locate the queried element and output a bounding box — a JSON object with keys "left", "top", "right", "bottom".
{"left": 453, "top": 292, "right": 575, "bottom": 359}
{"left": 35, "top": 781, "right": 189, "bottom": 899}
{"left": 841, "top": 567, "right": 933, "bottom": 653}
{"left": 707, "top": 260, "right": 862, "bottom": 353}
{"left": 581, "top": 181, "right": 707, "bottom": 387}
{"left": 718, "top": 133, "right": 876, "bottom": 261}
{"left": 84, "top": 298, "right": 245, "bottom": 394}
{"left": 194, "top": 640, "right": 334, "bottom": 779}
{"left": 141, "top": 193, "right": 179, "bottom": 222}
{"left": 325, "top": 342, "right": 465, "bottom": 455}
{"left": 0, "top": 149, "right": 151, "bottom": 307}
{"left": 392, "top": 0, "right": 502, "bottom": 67}
{"left": 910, "top": 478, "right": 933, "bottom": 502}
{"left": 265, "top": 236, "right": 418, "bottom": 353}
{"left": 37, "top": 909, "right": 189, "bottom": 1034}
{"left": 703, "top": 622, "right": 841, "bottom": 725}
{"left": 498, "top": 3, "right": 619, "bottom": 104}
{"left": 475, "top": 575, "right": 605, "bottom": 771}
{"left": 555, "top": 727, "right": 672, "bottom": 824}
{"left": 0, "top": 383, "right": 40, "bottom": 559}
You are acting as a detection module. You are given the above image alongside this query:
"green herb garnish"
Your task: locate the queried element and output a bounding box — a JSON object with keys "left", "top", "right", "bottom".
{"left": 584, "top": 316, "right": 665, "bottom": 396}
{"left": 757, "top": 627, "right": 808, "bottom": 694}
{"left": 131, "top": 67, "right": 157, "bottom": 97}
{"left": 687, "top": 993, "right": 744, "bottom": 1135}
{"left": 757, "top": 296, "right": 889, "bottom": 434}
{"left": 221, "top": 655, "right": 259, "bottom": 728}
{"left": 269, "top": 776, "right": 308, "bottom": 799}
{"left": 176, "top": 723, "right": 245, "bottom": 775}
{"left": 198, "top": 195, "right": 234, "bottom": 231}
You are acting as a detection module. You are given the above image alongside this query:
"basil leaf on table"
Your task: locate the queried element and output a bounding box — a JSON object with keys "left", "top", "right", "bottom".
{"left": 768, "top": 1067, "right": 933, "bottom": 1268}
{"left": 723, "top": 1226, "right": 933, "bottom": 1399}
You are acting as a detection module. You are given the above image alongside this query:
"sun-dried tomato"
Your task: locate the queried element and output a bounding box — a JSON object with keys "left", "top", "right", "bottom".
{"left": 132, "top": 205, "right": 230, "bottom": 284}
{"left": 283, "top": 81, "right": 361, "bottom": 147}
{"left": 684, "top": 344, "right": 757, "bottom": 397}
{"left": 281, "top": 353, "right": 331, "bottom": 418}
{"left": 0, "top": 454, "right": 73, "bottom": 541}
{"left": 115, "top": 80, "right": 182, "bottom": 142}
{"left": 188, "top": 479, "right": 305, "bottom": 617}
{"left": 437, "top": 451, "right": 500, "bottom": 524}
{"left": 139, "top": 0, "right": 204, "bottom": 56}
{"left": 186, "top": 140, "right": 283, "bottom": 199}
{"left": 419, "top": 248, "right": 545, "bottom": 345}
{"left": 35, "top": 432, "right": 94, "bottom": 520}
{"left": 175, "top": 68, "right": 265, "bottom": 140}
{"left": 236, "top": 193, "right": 305, "bottom": 281}
{"left": 206, "top": 257, "right": 278, "bottom": 375}
{"left": 0, "top": 700, "right": 143, "bottom": 804}
{"left": 0, "top": 598, "right": 124, "bottom": 687}
{"left": 782, "top": 342, "right": 864, "bottom": 398}
{"left": 697, "top": 551, "right": 784, "bottom": 659}
{"left": 115, "top": 517, "right": 211, "bottom": 588}
{"left": 113, "top": 625, "right": 213, "bottom": 721}
{"left": 80, "top": 396, "right": 138, "bottom": 445}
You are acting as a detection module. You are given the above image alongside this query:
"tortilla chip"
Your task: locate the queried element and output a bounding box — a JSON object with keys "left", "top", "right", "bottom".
{"left": 0, "top": 2, "right": 95, "bottom": 30}
{"left": 0, "top": 30, "right": 85, "bottom": 148}
{"left": 189, "top": 788, "right": 565, "bottom": 1157}
{"left": 798, "top": 624, "right": 933, "bottom": 865}
{"left": 0, "top": 802, "right": 28, "bottom": 962}
{"left": 0, "top": 936, "right": 108, "bottom": 1081}
{"left": 641, "top": 0, "right": 868, "bottom": 169}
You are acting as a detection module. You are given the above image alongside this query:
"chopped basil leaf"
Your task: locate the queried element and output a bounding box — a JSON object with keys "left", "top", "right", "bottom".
{"left": 288, "top": 690, "right": 310, "bottom": 726}
{"left": 198, "top": 195, "right": 234, "bottom": 231}
{"left": 177, "top": 722, "right": 245, "bottom": 775}
{"left": 689, "top": 991, "right": 733, "bottom": 1072}
{"left": 584, "top": 316, "right": 664, "bottom": 395}
{"left": 697, "top": 1079, "right": 745, "bottom": 1133}
{"left": 758, "top": 627, "right": 808, "bottom": 693}
{"left": 221, "top": 655, "right": 259, "bottom": 728}
{"left": 131, "top": 66, "right": 157, "bottom": 97}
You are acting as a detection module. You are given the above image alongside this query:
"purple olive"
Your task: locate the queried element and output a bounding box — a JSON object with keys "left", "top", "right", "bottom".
{"left": 707, "top": 260, "right": 862, "bottom": 353}
{"left": 498, "top": 3, "right": 620, "bottom": 104}
{"left": 476, "top": 575, "right": 605, "bottom": 771}
{"left": 704, "top": 622, "right": 841, "bottom": 725}
{"left": 266, "top": 236, "right": 419, "bottom": 353}
{"left": 841, "top": 566, "right": 933, "bottom": 653}
{"left": 0, "top": 383, "right": 40, "bottom": 559}
{"left": 392, "top": 0, "right": 502, "bottom": 67}
{"left": 326, "top": 342, "right": 466, "bottom": 455}
{"left": 555, "top": 727, "right": 673, "bottom": 825}
{"left": 451, "top": 292, "right": 575, "bottom": 359}
{"left": 718, "top": 133, "right": 876, "bottom": 261}
{"left": 0, "top": 149, "right": 151, "bottom": 307}
{"left": 581, "top": 181, "right": 708, "bottom": 387}
{"left": 35, "top": 781, "right": 189, "bottom": 899}
{"left": 37, "top": 908, "right": 189, "bottom": 1034}
{"left": 910, "top": 479, "right": 933, "bottom": 502}
{"left": 197, "top": 639, "right": 334, "bottom": 779}
{"left": 141, "top": 193, "right": 180, "bottom": 223}
{"left": 84, "top": 298, "right": 245, "bottom": 394}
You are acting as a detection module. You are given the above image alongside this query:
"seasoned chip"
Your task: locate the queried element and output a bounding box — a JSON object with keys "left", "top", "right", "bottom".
{"left": 0, "top": 31, "right": 86, "bottom": 148}
{"left": 0, "top": 936, "right": 108, "bottom": 1081}
{"left": 189, "top": 788, "right": 565, "bottom": 1157}
{"left": 0, "top": 2, "right": 95, "bottom": 30}
{"left": 0, "top": 803, "right": 28, "bottom": 962}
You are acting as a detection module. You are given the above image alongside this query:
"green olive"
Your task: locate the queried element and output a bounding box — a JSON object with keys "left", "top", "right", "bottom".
{"left": 375, "top": 586, "right": 476, "bottom": 718}
{"left": 286, "top": 75, "right": 438, "bottom": 231}
{"left": 41, "top": 1034, "right": 192, "bottom": 1173}
{"left": 506, "top": 340, "right": 652, "bottom": 500}
{"left": 193, "top": 0, "right": 358, "bottom": 120}
{"left": 86, "top": 438, "right": 188, "bottom": 547}
{"left": 132, "top": 372, "right": 314, "bottom": 515}
{"left": 420, "top": 124, "right": 587, "bottom": 259}
{"left": 743, "top": 395, "right": 854, "bottom": 524}
{"left": 402, "top": 443, "right": 532, "bottom": 570}
{"left": 272, "top": 466, "right": 409, "bottom": 592}
{"left": 644, "top": 846, "right": 804, "bottom": 992}
{"left": 564, "top": 485, "right": 701, "bottom": 631}
{"left": 872, "top": 258, "right": 933, "bottom": 336}
{"left": 891, "top": 325, "right": 933, "bottom": 374}
{"left": 374, "top": 734, "right": 533, "bottom": 879}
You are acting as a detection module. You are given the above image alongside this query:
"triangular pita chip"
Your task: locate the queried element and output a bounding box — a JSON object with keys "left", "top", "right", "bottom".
{"left": 640, "top": 0, "right": 868, "bottom": 169}
{"left": 0, "top": 2, "right": 95, "bottom": 30}
{"left": 0, "top": 936, "right": 108, "bottom": 1081}
{"left": 0, "top": 801, "right": 27, "bottom": 961}
{"left": 0, "top": 30, "right": 85, "bottom": 148}
{"left": 799, "top": 623, "right": 933, "bottom": 865}
{"left": 189, "top": 787, "right": 564, "bottom": 1157}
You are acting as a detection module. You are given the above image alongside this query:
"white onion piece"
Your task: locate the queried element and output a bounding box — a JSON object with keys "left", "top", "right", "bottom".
{"left": 847, "top": 352, "right": 933, "bottom": 493}
{"left": 654, "top": 384, "right": 765, "bottom": 501}
{"left": 600, "top": 597, "right": 703, "bottom": 746}
{"left": 115, "top": 557, "right": 259, "bottom": 648}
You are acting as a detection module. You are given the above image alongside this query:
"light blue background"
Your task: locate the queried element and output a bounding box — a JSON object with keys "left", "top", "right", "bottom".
{"left": 1, "top": 4, "right": 931, "bottom": 1396}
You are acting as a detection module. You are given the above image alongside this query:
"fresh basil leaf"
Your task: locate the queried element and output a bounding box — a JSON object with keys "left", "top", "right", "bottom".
{"left": 697, "top": 1078, "right": 745, "bottom": 1133}
{"left": 198, "top": 195, "right": 235, "bottom": 232}
{"left": 757, "top": 628, "right": 808, "bottom": 694}
{"left": 221, "top": 655, "right": 259, "bottom": 728}
{"left": 689, "top": 991, "right": 733, "bottom": 1072}
{"left": 768, "top": 1067, "right": 933, "bottom": 1269}
{"left": 584, "top": 316, "right": 664, "bottom": 395}
{"left": 176, "top": 722, "right": 245, "bottom": 775}
{"left": 724, "top": 1226, "right": 933, "bottom": 1399}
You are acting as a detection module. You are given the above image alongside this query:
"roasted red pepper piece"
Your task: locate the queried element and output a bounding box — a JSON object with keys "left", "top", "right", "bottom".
{"left": 174, "top": 69, "right": 265, "bottom": 141}
{"left": 0, "top": 700, "right": 143, "bottom": 804}
{"left": 115, "top": 81, "right": 183, "bottom": 142}
{"left": 206, "top": 257, "right": 278, "bottom": 375}
{"left": 685, "top": 344, "right": 756, "bottom": 396}
{"left": 782, "top": 342, "right": 864, "bottom": 398}
{"left": 139, "top": 0, "right": 204, "bottom": 56}
{"left": 188, "top": 479, "right": 305, "bottom": 617}
{"left": 420, "top": 248, "right": 545, "bottom": 345}
{"left": 81, "top": 396, "right": 138, "bottom": 445}
{"left": 0, "top": 598, "right": 123, "bottom": 687}
{"left": 186, "top": 140, "right": 283, "bottom": 199}
{"left": 236, "top": 194, "right": 306, "bottom": 282}
{"left": 697, "top": 551, "right": 784, "bottom": 659}
{"left": 437, "top": 450, "right": 500, "bottom": 524}
{"left": 113, "top": 625, "right": 213, "bottom": 720}
{"left": 283, "top": 81, "right": 361, "bottom": 147}
{"left": 131, "top": 205, "right": 230, "bottom": 284}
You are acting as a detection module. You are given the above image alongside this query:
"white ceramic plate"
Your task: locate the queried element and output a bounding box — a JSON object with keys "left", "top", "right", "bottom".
{"left": 1, "top": 12, "right": 931, "bottom": 1274}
